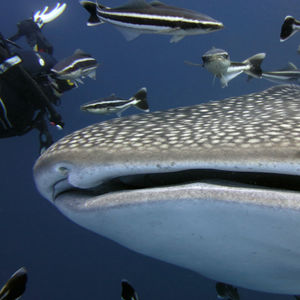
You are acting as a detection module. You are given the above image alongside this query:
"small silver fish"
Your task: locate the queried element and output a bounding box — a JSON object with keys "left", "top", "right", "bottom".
{"left": 216, "top": 282, "right": 239, "bottom": 300}
{"left": 51, "top": 49, "right": 98, "bottom": 84}
{"left": 0, "top": 267, "right": 27, "bottom": 300}
{"left": 121, "top": 280, "right": 139, "bottom": 300}
{"left": 80, "top": 87, "right": 149, "bottom": 117}
{"left": 185, "top": 47, "right": 266, "bottom": 87}
{"left": 80, "top": 0, "right": 224, "bottom": 43}
{"left": 280, "top": 16, "right": 300, "bottom": 42}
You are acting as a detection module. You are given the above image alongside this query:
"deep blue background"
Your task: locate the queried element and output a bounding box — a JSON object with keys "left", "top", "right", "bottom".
{"left": 1, "top": 0, "right": 300, "bottom": 299}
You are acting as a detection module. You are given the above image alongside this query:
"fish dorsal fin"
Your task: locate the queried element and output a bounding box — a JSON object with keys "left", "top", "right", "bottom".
{"left": 74, "top": 49, "right": 90, "bottom": 57}
{"left": 116, "top": 0, "right": 151, "bottom": 10}
{"left": 281, "top": 62, "right": 298, "bottom": 71}
{"left": 150, "top": 1, "right": 168, "bottom": 7}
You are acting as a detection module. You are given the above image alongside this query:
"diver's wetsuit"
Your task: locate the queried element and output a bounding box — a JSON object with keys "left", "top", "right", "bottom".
{"left": 0, "top": 19, "right": 73, "bottom": 153}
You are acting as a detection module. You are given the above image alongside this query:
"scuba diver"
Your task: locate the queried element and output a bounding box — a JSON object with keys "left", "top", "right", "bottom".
{"left": 0, "top": 3, "right": 74, "bottom": 154}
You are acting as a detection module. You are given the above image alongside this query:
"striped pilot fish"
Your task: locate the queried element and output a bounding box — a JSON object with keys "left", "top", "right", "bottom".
{"left": 51, "top": 49, "right": 99, "bottom": 85}
{"left": 185, "top": 47, "right": 266, "bottom": 87}
{"left": 261, "top": 62, "right": 300, "bottom": 84}
{"left": 80, "top": 87, "right": 149, "bottom": 117}
{"left": 80, "top": 0, "right": 224, "bottom": 43}
{"left": 247, "top": 62, "right": 300, "bottom": 85}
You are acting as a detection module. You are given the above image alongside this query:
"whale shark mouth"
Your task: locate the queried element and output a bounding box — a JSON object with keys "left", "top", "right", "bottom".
{"left": 53, "top": 168, "right": 300, "bottom": 202}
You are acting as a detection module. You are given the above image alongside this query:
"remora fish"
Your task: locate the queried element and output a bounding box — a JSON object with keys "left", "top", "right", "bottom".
{"left": 121, "top": 280, "right": 139, "bottom": 300}
{"left": 80, "top": 0, "right": 224, "bottom": 43}
{"left": 0, "top": 267, "right": 27, "bottom": 300}
{"left": 34, "top": 85, "right": 300, "bottom": 295}
{"left": 185, "top": 47, "right": 266, "bottom": 87}
{"left": 216, "top": 282, "right": 239, "bottom": 300}
{"left": 260, "top": 62, "right": 300, "bottom": 84}
{"left": 51, "top": 49, "right": 98, "bottom": 84}
{"left": 280, "top": 16, "right": 300, "bottom": 42}
{"left": 80, "top": 87, "right": 149, "bottom": 116}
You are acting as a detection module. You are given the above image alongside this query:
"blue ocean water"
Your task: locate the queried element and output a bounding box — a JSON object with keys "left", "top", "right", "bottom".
{"left": 1, "top": 0, "right": 300, "bottom": 299}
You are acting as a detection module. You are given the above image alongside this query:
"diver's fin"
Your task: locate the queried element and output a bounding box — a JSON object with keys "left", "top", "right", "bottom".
{"left": 184, "top": 60, "right": 203, "bottom": 67}
{"left": 243, "top": 53, "right": 266, "bottom": 78}
{"left": 33, "top": 3, "right": 67, "bottom": 28}
{"left": 131, "top": 87, "right": 149, "bottom": 112}
{"left": 280, "top": 16, "right": 300, "bottom": 42}
{"left": 0, "top": 267, "right": 27, "bottom": 300}
{"left": 121, "top": 280, "right": 139, "bottom": 300}
{"left": 80, "top": 1, "right": 104, "bottom": 26}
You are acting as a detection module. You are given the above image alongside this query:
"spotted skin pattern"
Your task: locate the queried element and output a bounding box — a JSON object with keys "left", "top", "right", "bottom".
{"left": 42, "top": 85, "right": 300, "bottom": 160}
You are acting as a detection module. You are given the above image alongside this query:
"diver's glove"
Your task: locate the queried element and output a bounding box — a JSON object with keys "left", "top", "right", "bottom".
{"left": 33, "top": 3, "right": 67, "bottom": 28}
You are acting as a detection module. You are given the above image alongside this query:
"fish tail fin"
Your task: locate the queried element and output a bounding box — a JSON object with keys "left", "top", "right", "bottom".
{"left": 280, "top": 16, "right": 299, "bottom": 42}
{"left": 0, "top": 267, "right": 27, "bottom": 300}
{"left": 80, "top": 1, "right": 104, "bottom": 26}
{"left": 121, "top": 280, "right": 139, "bottom": 300}
{"left": 243, "top": 53, "right": 266, "bottom": 78}
{"left": 132, "top": 87, "right": 149, "bottom": 112}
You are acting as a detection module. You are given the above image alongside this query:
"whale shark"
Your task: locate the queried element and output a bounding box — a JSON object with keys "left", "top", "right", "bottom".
{"left": 34, "top": 84, "right": 300, "bottom": 295}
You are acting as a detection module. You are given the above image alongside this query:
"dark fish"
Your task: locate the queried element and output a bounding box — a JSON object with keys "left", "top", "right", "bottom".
{"left": 216, "top": 282, "right": 239, "bottom": 300}
{"left": 80, "top": 0, "right": 224, "bottom": 43}
{"left": 34, "top": 85, "right": 300, "bottom": 295}
{"left": 51, "top": 49, "right": 98, "bottom": 84}
{"left": 121, "top": 280, "right": 139, "bottom": 300}
{"left": 280, "top": 16, "right": 300, "bottom": 42}
{"left": 185, "top": 47, "right": 265, "bottom": 87}
{"left": 80, "top": 87, "right": 149, "bottom": 116}
{"left": 0, "top": 267, "right": 27, "bottom": 300}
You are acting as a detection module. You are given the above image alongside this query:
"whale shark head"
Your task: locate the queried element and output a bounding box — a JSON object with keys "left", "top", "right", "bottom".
{"left": 34, "top": 85, "right": 300, "bottom": 295}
